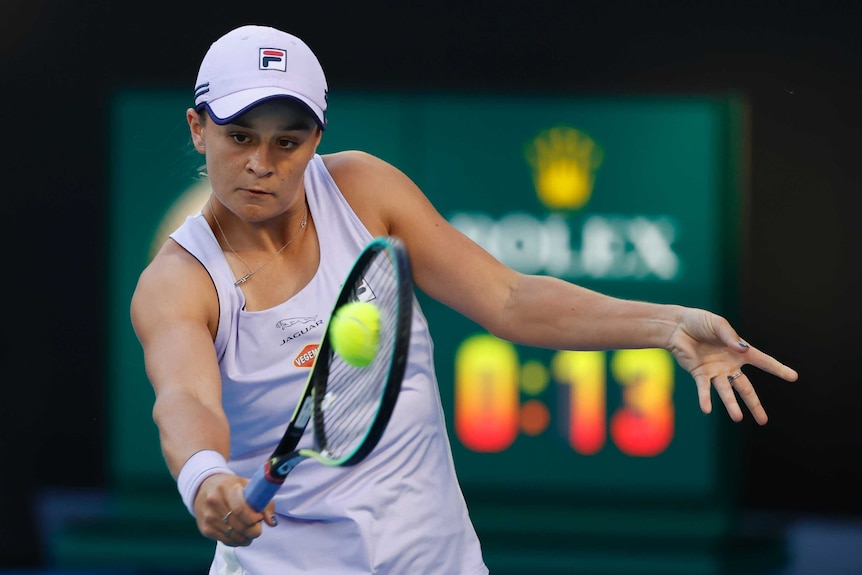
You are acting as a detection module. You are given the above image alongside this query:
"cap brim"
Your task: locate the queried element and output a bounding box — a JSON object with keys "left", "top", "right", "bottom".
{"left": 202, "top": 87, "right": 326, "bottom": 129}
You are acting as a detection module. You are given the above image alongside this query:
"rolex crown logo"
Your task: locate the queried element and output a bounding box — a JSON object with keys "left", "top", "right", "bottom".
{"left": 526, "top": 127, "right": 603, "bottom": 210}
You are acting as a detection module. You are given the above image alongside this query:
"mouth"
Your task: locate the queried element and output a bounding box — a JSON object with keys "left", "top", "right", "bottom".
{"left": 241, "top": 188, "right": 271, "bottom": 196}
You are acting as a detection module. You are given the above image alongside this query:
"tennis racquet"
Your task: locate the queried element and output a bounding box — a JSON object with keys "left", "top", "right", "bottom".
{"left": 243, "top": 236, "right": 414, "bottom": 512}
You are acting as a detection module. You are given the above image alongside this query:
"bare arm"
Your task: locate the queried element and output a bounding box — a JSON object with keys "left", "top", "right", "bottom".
{"left": 326, "top": 152, "right": 682, "bottom": 348}
{"left": 131, "top": 240, "right": 228, "bottom": 476}
{"left": 325, "top": 151, "right": 798, "bottom": 424}
{"left": 130, "top": 239, "right": 274, "bottom": 545}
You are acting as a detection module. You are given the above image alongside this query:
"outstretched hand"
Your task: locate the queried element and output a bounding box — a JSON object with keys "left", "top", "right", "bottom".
{"left": 667, "top": 308, "right": 798, "bottom": 425}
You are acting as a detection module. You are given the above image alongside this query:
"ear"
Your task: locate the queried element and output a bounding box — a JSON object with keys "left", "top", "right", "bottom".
{"left": 311, "top": 126, "right": 323, "bottom": 152}
{"left": 187, "top": 108, "right": 207, "bottom": 153}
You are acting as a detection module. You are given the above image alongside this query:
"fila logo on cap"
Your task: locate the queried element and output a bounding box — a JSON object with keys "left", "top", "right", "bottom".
{"left": 259, "top": 48, "right": 287, "bottom": 71}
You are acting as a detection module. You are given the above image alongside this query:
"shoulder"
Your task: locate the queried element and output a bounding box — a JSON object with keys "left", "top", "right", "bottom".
{"left": 320, "top": 150, "right": 405, "bottom": 186}
{"left": 319, "top": 150, "right": 423, "bottom": 201}
{"left": 131, "top": 239, "right": 220, "bottom": 339}
{"left": 319, "top": 151, "right": 422, "bottom": 237}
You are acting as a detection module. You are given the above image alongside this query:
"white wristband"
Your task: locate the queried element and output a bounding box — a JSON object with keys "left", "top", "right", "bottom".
{"left": 177, "top": 450, "right": 234, "bottom": 517}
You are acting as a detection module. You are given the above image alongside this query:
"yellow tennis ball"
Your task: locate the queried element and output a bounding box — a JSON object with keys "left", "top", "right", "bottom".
{"left": 330, "top": 302, "right": 381, "bottom": 367}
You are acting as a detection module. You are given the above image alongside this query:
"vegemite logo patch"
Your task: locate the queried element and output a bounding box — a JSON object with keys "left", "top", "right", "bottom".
{"left": 294, "top": 344, "right": 319, "bottom": 368}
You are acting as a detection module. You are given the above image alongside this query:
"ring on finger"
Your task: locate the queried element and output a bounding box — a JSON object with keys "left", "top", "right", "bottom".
{"left": 225, "top": 526, "right": 233, "bottom": 537}
{"left": 222, "top": 510, "right": 233, "bottom": 523}
{"left": 727, "top": 371, "right": 744, "bottom": 384}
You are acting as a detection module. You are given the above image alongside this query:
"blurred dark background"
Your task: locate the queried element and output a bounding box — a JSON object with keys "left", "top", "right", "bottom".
{"left": 2, "top": 0, "right": 860, "bottom": 569}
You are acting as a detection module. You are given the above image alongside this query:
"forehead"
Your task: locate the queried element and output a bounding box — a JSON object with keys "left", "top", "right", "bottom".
{"left": 228, "top": 97, "right": 318, "bottom": 131}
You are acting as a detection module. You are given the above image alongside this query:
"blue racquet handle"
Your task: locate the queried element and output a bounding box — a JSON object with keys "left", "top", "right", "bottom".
{"left": 243, "top": 462, "right": 284, "bottom": 512}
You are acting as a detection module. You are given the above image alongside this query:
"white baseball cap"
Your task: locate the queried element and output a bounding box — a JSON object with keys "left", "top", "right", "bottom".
{"left": 194, "top": 25, "right": 328, "bottom": 129}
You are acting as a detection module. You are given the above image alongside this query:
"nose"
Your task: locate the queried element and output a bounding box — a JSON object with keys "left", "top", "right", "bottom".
{"left": 246, "top": 144, "right": 275, "bottom": 177}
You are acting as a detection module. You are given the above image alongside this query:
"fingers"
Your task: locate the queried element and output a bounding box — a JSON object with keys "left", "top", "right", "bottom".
{"left": 198, "top": 478, "right": 272, "bottom": 547}
{"left": 711, "top": 372, "right": 745, "bottom": 423}
{"left": 695, "top": 374, "right": 713, "bottom": 416}
{"left": 746, "top": 347, "right": 799, "bottom": 383}
{"left": 721, "top": 331, "right": 798, "bottom": 383}
{"left": 221, "top": 483, "right": 267, "bottom": 546}
{"left": 263, "top": 501, "right": 279, "bottom": 527}
{"left": 710, "top": 313, "right": 749, "bottom": 352}
{"left": 730, "top": 373, "right": 768, "bottom": 425}
{"left": 219, "top": 506, "right": 258, "bottom": 547}
{"left": 215, "top": 506, "right": 262, "bottom": 547}
{"left": 714, "top": 313, "right": 798, "bottom": 383}
{"left": 706, "top": 370, "right": 768, "bottom": 425}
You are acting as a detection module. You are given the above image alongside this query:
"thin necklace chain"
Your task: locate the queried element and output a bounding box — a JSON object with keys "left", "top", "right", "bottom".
{"left": 208, "top": 197, "right": 308, "bottom": 286}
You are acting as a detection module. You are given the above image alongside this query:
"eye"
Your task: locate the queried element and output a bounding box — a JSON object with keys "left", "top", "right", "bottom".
{"left": 277, "top": 137, "right": 299, "bottom": 149}
{"left": 230, "top": 133, "right": 251, "bottom": 144}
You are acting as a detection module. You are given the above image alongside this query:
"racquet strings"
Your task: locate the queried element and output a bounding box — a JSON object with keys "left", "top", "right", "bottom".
{"left": 315, "top": 248, "right": 401, "bottom": 461}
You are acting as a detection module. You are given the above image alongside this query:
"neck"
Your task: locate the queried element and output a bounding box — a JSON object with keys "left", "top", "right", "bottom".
{"left": 207, "top": 197, "right": 308, "bottom": 286}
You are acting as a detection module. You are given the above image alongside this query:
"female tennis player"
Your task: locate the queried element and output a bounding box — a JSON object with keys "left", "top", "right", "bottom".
{"left": 130, "top": 24, "right": 798, "bottom": 575}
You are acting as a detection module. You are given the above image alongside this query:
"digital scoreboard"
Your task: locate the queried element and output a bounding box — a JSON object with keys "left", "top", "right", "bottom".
{"left": 319, "top": 93, "right": 744, "bottom": 499}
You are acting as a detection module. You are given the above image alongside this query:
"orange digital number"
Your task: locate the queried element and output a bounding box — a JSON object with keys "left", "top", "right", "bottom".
{"left": 609, "top": 348, "right": 675, "bottom": 457}
{"left": 454, "top": 334, "right": 520, "bottom": 452}
{"left": 552, "top": 351, "right": 607, "bottom": 455}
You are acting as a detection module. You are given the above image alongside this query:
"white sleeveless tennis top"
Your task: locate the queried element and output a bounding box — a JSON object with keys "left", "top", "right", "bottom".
{"left": 170, "top": 155, "right": 488, "bottom": 575}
